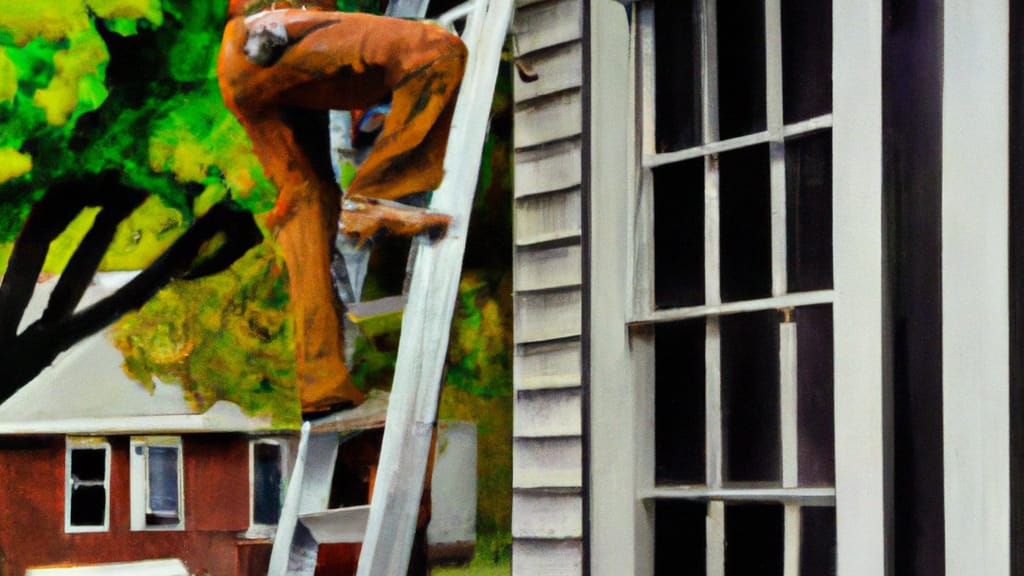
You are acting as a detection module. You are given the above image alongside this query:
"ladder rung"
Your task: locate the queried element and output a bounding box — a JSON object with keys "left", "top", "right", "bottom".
{"left": 347, "top": 296, "right": 407, "bottom": 322}
{"left": 299, "top": 505, "right": 371, "bottom": 544}
{"left": 309, "top": 389, "right": 390, "bottom": 433}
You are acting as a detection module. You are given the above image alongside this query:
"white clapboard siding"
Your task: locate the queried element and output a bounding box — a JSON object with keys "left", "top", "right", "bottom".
{"left": 514, "top": 188, "right": 582, "bottom": 245}
{"left": 514, "top": 90, "right": 583, "bottom": 149}
{"left": 513, "top": 437, "right": 583, "bottom": 488}
{"left": 512, "top": 492, "right": 584, "bottom": 539}
{"left": 515, "top": 138, "right": 582, "bottom": 199}
{"left": 515, "top": 243, "right": 582, "bottom": 292}
{"left": 511, "top": 0, "right": 584, "bottom": 572}
{"left": 512, "top": 540, "right": 584, "bottom": 576}
{"left": 515, "top": 338, "right": 581, "bottom": 391}
{"left": 514, "top": 388, "right": 582, "bottom": 438}
{"left": 515, "top": 289, "right": 583, "bottom": 343}
{"left": 515, "top": 42, "right": 584, "bottom": 102}
{"left": 513, "top": 0, "right": 582, "bottom": 55}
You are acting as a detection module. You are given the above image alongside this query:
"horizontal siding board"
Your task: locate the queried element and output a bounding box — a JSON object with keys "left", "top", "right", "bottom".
{"left": 512, "top": 540, "right": 583, "bottom": 576}
{"left": 513, "top": 437, "right": 582, "bottom": 489}
{"left": 515, "top": 138, "right": 583, "bottom": 198}
{"left": 515, "top": 41, "right": 583, "bottom": 102}
{"left": 514, "top": 90, "right": 583, "bottom": 149}
{"left": 515, "top": 243, "right": 582, "bottom": 292}
{"left": 513, "top": 492, "right": 583, "bottom": 538}
{"left": 514, "top": 0, "right": 582, "bottom": 55}
{"left": 516, "top": 338, "right": 581, "bottom": 390}
{"left": 514, "top": 288, "right": 582, "bottom": 343}
{"left": 514, "top": 188, "right": 582, "bottom": 246}
{"left": 514, "top": 388, "right": 582, "bottom": 437}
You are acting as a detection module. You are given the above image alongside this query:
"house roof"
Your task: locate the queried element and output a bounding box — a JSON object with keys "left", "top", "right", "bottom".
{"left": 0, "top": 274, "right": 276, "bottom": 435}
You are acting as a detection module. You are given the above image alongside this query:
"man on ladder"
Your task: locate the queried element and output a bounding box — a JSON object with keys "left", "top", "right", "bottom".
{"left": 218, "top": 0, "right": 466, "bottom": 414}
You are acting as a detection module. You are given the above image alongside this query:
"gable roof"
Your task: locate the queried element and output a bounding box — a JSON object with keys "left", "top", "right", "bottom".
{"left": 0, "top": 274, "right": 277, "bottom": 435}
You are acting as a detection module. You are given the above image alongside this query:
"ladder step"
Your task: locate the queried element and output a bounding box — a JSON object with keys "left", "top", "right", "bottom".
{"left": 299, "top": 505, "right": 371, "bottom": 544}
{"left": 308, "top": 389, "right": 390, "bottom": 434}
{"left": 346, "top": 296, "right": 406, "bottom": 340}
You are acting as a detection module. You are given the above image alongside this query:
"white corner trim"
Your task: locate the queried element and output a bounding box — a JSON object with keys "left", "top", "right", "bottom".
{"left": 833, "top": 0, "right": 891, "bottom": 575}
{"left": 941, "top": 0, "right": 1011, "bottom": 573}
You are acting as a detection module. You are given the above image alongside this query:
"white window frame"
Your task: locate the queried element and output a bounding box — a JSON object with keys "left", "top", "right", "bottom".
{"left": 247, "top": 437, "right": 290, "bottom": 538}
{"left": 130, "top": 436, "right": 185, "bottom": 532}
{"left": 588, "top": 0, "right": 890, "bottom": 574}
{"left": 940, "top": 0, "right": 1010, "bottom": 573}
{"left": 65, "top": 436, "right": 111, "bottom": 534}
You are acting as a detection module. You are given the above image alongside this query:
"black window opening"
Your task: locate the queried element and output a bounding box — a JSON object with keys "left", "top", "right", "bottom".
{"left": 253, "top": 443, "right": 285, "bottom": 526}
{"left": 68, "top": 446, "right": 108, "bottom": 528}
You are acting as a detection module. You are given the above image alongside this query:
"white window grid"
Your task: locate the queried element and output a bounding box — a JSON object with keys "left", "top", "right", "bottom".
{"left": 129, "top": 436, "right": 185, "bottom": 532}
{"left": 64, "top": 437, "right": 111, "bottom": 534}
{"left": 630, "top": 0, "right": 835, "bottom": 573}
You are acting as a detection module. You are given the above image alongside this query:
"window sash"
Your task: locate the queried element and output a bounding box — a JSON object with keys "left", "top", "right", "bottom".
{"left": 589, "top": 0, "right": 860, "bottom": 569}
{"left": 130, "top": 436, "right": 184, "bottom": 531}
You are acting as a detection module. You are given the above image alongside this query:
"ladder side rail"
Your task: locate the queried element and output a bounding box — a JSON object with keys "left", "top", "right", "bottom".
{"left": 385, "top": 0, "right": 431, "bottom": 18}
{"left": 268, "top": 422, "right": 312, "bottom": 576}
{"left": 354, "top": 1, "right": 514, "bottom": 575}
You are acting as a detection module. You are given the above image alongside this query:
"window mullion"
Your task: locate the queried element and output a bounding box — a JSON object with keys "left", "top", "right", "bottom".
{"left": 708, "top": 500, "right": 727, "bottom": 576}
{"left": 765, "top": 0, "right": 788, "bottom": 297}
{"left": 706, "top": 319, "right": 723, "bottom": 489}
{"left": 639, "top": 3, "right": 657, "bottom": 158}
{"left": 701, "top": 0, "right": 719, "bottom": 144}
{"left": 784, "top": 505, "right": 802, "bottom": 576}
{"left": 781, "top": 316, "right": 801, "bottom": 576}
{"left": 780, "top": 316, "right": 799, "bottom": 487}
{"left": 700, "top": 3, "right": 726, "bottom": 575}
{"left": 633, "top": 4, "right": 656, "bottom": 319}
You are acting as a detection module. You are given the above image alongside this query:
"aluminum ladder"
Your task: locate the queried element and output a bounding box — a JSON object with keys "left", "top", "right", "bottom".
{"left": 267, "top": 0, "right": 514, "bottom": 573}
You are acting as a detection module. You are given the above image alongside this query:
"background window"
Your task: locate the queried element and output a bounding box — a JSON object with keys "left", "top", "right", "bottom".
{"left": 65, "top": 438, "right": 110, "bottom": 533}
{"left": 251, "top": 440, "right": 286, "bottom": 528}
{"left": 130, "top": 437, "right": 184, "bottom": 531}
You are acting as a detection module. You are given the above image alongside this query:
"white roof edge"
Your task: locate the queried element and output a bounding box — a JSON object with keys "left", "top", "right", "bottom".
{"left": 26, "top": 558, "right": 188, "bottom": 576}
{"left": 0, "top": 412, "right": 286, "bottom": 435}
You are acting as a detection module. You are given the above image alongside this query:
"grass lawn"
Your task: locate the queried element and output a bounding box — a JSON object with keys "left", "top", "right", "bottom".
{"left": 430, "top": 533, "right": 511, "bottom": 575}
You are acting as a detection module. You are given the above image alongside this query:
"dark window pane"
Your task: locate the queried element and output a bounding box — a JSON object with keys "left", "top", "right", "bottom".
{"left": 781, "top": 0, "right": 833, "bottom": 123}
{"left": 655, "top": 0, "right": 703, "bottom": 152}
{"left": 795, "top": 305, "right": 835, "bottom": 486}
{"left": 147, "top": 446, "right": 180, "bottom": 525}
{"left": 725, "top": 504, "right": 784, "bottom": 576}
{"left": 655, "top": 500, "right": 707, "bottom": 575}
{"left": 254, "top": 443, "right": 283, "bottom": 525}
{"left": 71, "top": 449, "right": 106, "bottom": 482}
{"left": 720, "top": 145, "right": 772, "bottom": 302}
{"left": 786, "top": 132, "right": 833, "bottom": 292}
{"left": 722, "top": 311, "right": 780, "bottom": 483}
{"left": 655, "top": 159, "right": 705, "bottom": 308}
{"left": 717, "top": 0, "right": 767, "bottom": 139}
{"left": 801, "top": 506, "right": 837, "bottom": 575}
{"left": 70, "top": 485, "right": 106, "bottom": 527}
{"left": 655, "top": 321, "right": 706, "bottom": 484}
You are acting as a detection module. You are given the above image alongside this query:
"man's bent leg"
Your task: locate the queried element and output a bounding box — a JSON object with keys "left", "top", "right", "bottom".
{"left": 347, "top": 43, "right": 467, "bottom": 201}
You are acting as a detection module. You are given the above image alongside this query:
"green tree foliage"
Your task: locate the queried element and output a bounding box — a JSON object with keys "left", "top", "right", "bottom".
{"left": 0, "top": 0, "right": 274, "bottom": 262}
{"left": 0, "top": 0, "right": 291, "bottom": 419}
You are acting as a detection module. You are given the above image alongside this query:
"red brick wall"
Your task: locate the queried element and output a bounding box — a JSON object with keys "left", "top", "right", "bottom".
{"left": 0, "top": 434, "right": 256, "bottom": 576}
